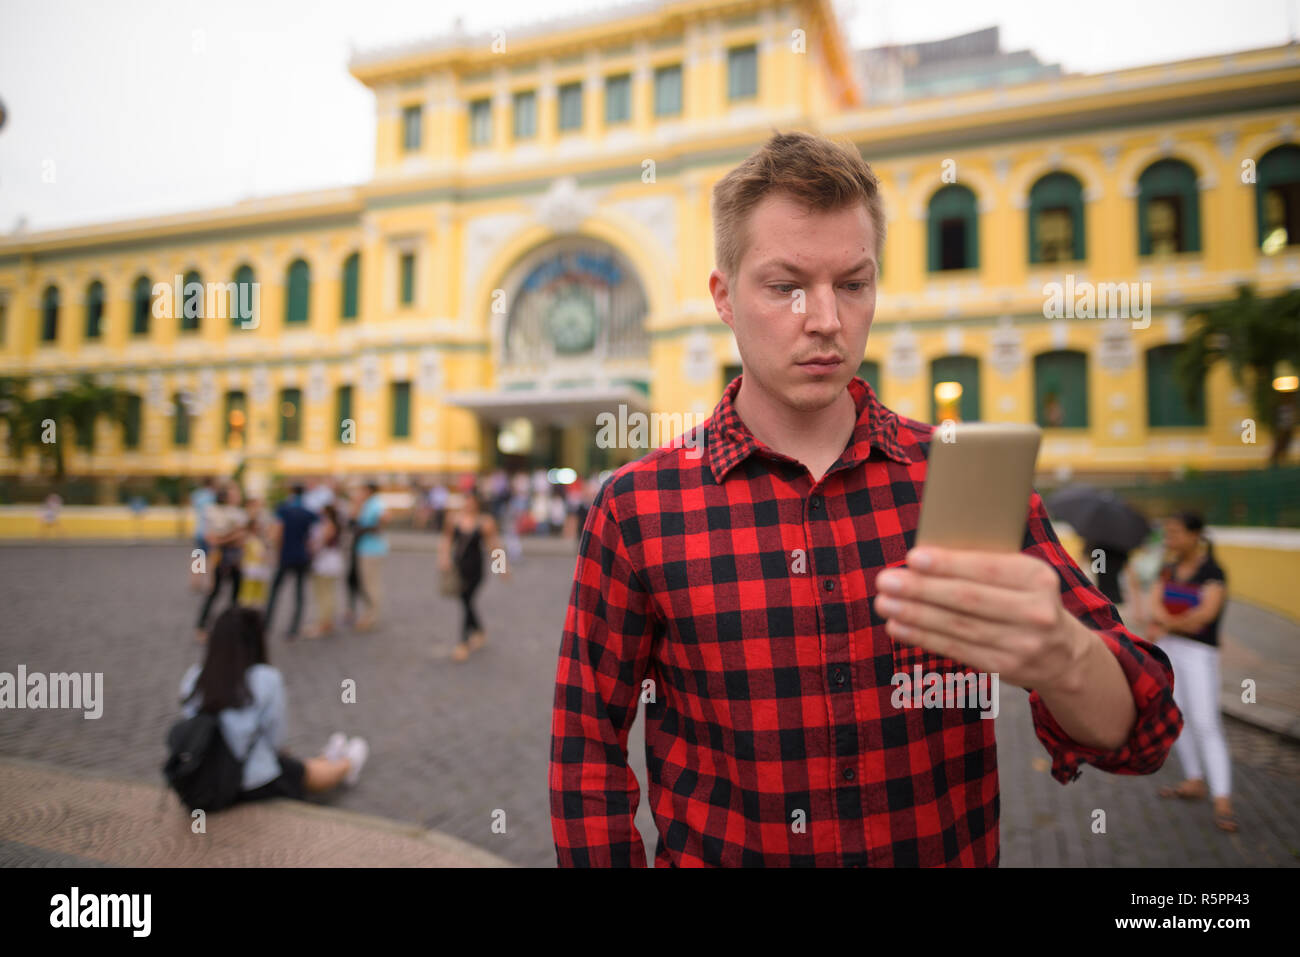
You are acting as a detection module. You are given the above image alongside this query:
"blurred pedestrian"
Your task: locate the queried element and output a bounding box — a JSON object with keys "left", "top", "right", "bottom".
{"left": 305, "top": 504, "right": 345, "bottom": 639}
{"left": 1148, "top": 512, "right": 1236, "bottom": 832}
{"left": 189, "top": 477, "right": 216, "bottom": 592}
{"left": 238, "top": 498, "right": 272, "bottom": 605}
{"left": 353, "top": 482, "right": 388, "bottom": 631}
{"left": 429, "top": 482, "right": 449, "bottom": 533}
{"left": 264, "top": 484, "right": 319, "bottom": 641}
{"left": 41, "top": 491, "right": 63, "bottom": 536}
{"left": 195, "top": 483, "right": 247, "bottom": 642}
{"left": 178, "top": 606, "right": 368, "bottom": 803}
{"left": 441, "top": 490, "right": 507, "bottom": 662}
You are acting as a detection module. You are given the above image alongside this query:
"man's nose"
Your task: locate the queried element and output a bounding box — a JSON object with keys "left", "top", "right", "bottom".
{"left": 801, "top": 285, "right": 842, "bottom": 334}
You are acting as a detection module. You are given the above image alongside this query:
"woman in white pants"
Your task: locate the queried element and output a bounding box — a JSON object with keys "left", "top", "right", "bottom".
{"left": 1147, "top": 512, "right": 1236, "bottom": 832}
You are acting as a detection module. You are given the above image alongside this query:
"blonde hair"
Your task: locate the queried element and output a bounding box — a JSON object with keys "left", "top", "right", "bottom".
{"left": 711, "top": 129, "right": 886, "bottom": 280}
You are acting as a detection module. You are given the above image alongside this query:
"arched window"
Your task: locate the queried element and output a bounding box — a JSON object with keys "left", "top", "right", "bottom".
{"left": 930, "top": 355, "right": 981, "bottom": 423}
{"left": 285, "top": 259, "right": 310, "bottom": 324}
{"left": 340, "top": 252, "right": 360, "bottom": 320}
{"left": 122, "top": 393, "right": 142, "bottom": 450}
{"left": 132, "top": 276, "right": 152, "bottom": 336}
{"left": 40, "top": 285, "right": 59, "bottom": 342}
{"left": 1257, "top": 143, "right": 1300, "bottom": 254}
{"left": 1138, "top": 159, "right": 1201, "bottom": 255}
{"left": 279, "top": 388, "right": 302, "bottom": 444}
{"left": 231, "top": 264, "right": 256, "bottom": 329}
{"left": 173, "top": 393, "right": 191, "bottom": 447}
{"left": 180, "top": 270, "right": 202, "bottom": 332}
{"left": 224, "top": 390, "right": 247, "bottom": 449}
{"left": 84, "top": 281, "right": 104, "bottom": 340}
{"left": 1146, "top": 344, "right": 1205, "bottom": 428}
{"left": 1028, "top": 172, "right": 1085, "bottom": 263}
{"left": 1034, "top": 350, "right": 1088, "bottom": 428}
{"left": 927, "top": 185, "right": 979, "bottom": 271}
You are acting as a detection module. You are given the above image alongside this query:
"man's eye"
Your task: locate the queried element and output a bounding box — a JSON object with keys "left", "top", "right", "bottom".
{"left": 844, "top": 281, "right": 869, "bottom": 292}
{"left": 774, "top": 284, "right": 797, "bottom": 294}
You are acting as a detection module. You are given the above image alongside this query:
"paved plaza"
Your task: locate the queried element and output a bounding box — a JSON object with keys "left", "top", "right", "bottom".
{"left": 0, "top": 540, "right": 1297, "bottom": 867}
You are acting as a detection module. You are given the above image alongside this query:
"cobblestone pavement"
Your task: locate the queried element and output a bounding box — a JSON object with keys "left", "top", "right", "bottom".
{"left": 0, "top": 542, "right": 1296, "bottom": 867}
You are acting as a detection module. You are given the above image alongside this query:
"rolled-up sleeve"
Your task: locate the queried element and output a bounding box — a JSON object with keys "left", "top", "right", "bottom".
{"left": 549, "top": 477, "right": 657, "bottom": 867}
{"left": 1020, "top": 491, "right": 1183, "bottom": 784}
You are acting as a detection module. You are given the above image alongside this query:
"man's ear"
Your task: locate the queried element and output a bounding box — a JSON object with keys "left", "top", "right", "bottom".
{"left": 709, "top": 269, "right": 735, "bottom": 330}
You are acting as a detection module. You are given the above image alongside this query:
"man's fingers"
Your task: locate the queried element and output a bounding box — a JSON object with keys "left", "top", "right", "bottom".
{"left": 875, "top": 569, "right": 1056, "bottom": 631}
{"left": 902, "top": 547, "right": 1057, "bottom": 591}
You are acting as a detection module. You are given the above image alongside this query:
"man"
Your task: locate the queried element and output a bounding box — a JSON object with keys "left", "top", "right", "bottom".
{"left": 265, "top": 484, "right": 319, "bottom": 640}
{"left": 549, "top": 131, "right": 1182, "bottom": 867}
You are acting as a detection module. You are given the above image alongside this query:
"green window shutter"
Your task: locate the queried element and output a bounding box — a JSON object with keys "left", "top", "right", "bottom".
{"left": 341, "top": 253, "right": 359, "bottom": 320}
{"left": 286, "top": 260, "right": 310, "bottom": 324}
{"left": 391, "top": 381, "right": 411, "bottom": 439}
{"left": 123, "top": 394, "right": 142, "bottom": 449}
{"left": 402, "top": 104, "right": 423, "bottom": 152}
{"left": 232, "top": 265, "right": 256, "bottom": 329}
{"left": 469, "top": 98, "right": 492, "bottom": 146}
{"left": 605, "top": 74, "right": 631, "bottom": 124}
{"left": 85, "top": 281, "right": 104, "bottom": 339}
{"left": 335, "top": 385, "right": 353, "bottom": 444}
{"left": 1138, "top": 159, "right": 1200, "bottom": 255}
{"left": 1146, "top": 345, "right": 1205, "bottom": 427}
{"left": 930, "top": 355, "right": 981, "bottom": 423}
{"left": 928, "top": 185, "right": 979, "bottom": 271}
{"left": 1256, "top": 144, "right": 1300, "bottom": 250}
{"left": 654, "top": 64, "right": 682, "bottom": 116}
{"left": 513, "top": 90, "right": 536, "bottom": 139}
{"left": 133, "top": 276, "right": 152, "bottom": 335}
{"left": 41, "top": 286, "right": 59, "bottom": 342}
{"left": 173, "top": 394, "right": 190, "bottom": 447}
{"left": 1034, "top": 350, "right": 1088, "bottom": 428}
{"left": 857, "top": 360, "right": 881, "bottom": 396}
{"left": 400, "top": 252, "right": 415, "bottom": 305}
{"left": 181, "top": 270, "right": 202, "bottom": 332}
{"left": 1028, "top": 172, "right": 1085, "bottom": 263}
{"left": 279, "top": 388, "right": 301, "bottom": 443}
{"left": 727, "top": 45, "right": 757, "bottom": 100}
{"left": 558, "top": 82, "right": 583, "bottom": 131}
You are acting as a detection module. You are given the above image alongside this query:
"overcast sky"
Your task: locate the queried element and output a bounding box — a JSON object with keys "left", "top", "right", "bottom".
{"left": 1, "top": 0, "right": 1295, "bottom": 232}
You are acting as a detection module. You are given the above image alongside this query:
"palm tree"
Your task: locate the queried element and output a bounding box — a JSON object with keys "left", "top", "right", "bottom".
{"left": 1180, "top": 284, "right": 1300, "bottom": 466}
{"left": 0, "top": 375, "right": 28, "bottom": 469}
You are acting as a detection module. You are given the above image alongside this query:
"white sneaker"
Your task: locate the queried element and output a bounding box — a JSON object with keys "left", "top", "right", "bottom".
{"left": 343, "top": 737, "right": 369, "bottom": 786}
{"left": 323, "top": 732, "right": 348, "bottom": 762}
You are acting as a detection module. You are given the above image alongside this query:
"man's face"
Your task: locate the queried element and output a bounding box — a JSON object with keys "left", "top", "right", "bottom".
{"left": 710, "top": 191, "right": 878, "bottom": 413}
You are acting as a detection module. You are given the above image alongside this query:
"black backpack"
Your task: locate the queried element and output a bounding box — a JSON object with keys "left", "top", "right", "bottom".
{"left": 163, "top": 711, "right": 260, "bottom": 813}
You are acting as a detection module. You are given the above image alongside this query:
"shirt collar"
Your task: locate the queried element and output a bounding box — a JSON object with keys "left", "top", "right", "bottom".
{"left": 707, "top": 373, "right": 914, "bottom": 484}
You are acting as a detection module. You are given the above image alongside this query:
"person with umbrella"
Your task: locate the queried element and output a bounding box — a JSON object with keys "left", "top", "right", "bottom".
{"left": 1045, "top": 486, "right": 1150, "bottom": 623}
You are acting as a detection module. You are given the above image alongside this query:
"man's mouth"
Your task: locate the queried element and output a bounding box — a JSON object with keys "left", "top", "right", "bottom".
{"left": 797, "top": 356, "right": 843, "bottom": 369}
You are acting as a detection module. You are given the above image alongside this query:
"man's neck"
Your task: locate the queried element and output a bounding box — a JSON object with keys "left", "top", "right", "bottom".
{"left": 732, "top": 377, "right": 858, "bottom": 483}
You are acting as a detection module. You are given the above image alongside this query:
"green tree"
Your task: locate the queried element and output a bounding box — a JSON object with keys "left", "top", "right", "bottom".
{"left": 1181, "top": 284, "right": 1300, "bottom": 466}
{"left": 3, "top": 375, "right": 134, "bottom": 481}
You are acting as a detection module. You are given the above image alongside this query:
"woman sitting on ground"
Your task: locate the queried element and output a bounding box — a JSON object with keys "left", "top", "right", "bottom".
{"left": 179, "top": 606, "right": 368, "bottom": 801}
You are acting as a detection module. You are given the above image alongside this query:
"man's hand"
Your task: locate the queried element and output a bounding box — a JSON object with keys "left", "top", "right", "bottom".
{"left": 874, "top": 546, "right": 1087, "bottom": 693}
{"left": 874, "top": 545, "right": 1139, "bottom": 751}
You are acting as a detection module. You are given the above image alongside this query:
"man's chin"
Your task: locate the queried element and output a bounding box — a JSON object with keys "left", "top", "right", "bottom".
{"left": 780, "top": 374, "right": 848, "bottom": 412}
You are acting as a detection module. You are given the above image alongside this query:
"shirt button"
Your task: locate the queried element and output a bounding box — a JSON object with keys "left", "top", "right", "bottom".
{"left": 810, "top": 495, "right": 822, "bottom": 510}
{"left": 843, "top": 767, "right": 856, "bottom": 781}
{"left": 832, "top": 667, "right": 846, "bottom": 686}
{"left": 824, "top": 579, "right": 835, "bottom": 592}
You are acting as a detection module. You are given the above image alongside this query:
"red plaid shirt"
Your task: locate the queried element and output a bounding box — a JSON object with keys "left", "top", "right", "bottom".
{"left": 550, "top": 375, "right": 1182, "bottom": 866}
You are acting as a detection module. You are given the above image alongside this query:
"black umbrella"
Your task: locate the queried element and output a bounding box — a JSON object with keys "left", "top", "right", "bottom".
{"left": 1044, "top": 485, "right": 1150, "bottom": 552}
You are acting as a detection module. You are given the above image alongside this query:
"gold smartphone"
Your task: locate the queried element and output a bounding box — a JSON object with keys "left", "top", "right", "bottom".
{"left": 914, "top": 422, "right": 1043, "bottom": 553}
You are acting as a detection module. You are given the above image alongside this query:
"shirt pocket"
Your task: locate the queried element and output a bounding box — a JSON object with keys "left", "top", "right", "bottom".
{"left": 871, "top": 557, "right": 968, "bottom": 679}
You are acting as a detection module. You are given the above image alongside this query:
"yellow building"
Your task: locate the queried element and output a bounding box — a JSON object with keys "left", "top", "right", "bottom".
{"left": 2, "top": 0, "right": 1299, "bottom": 499}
